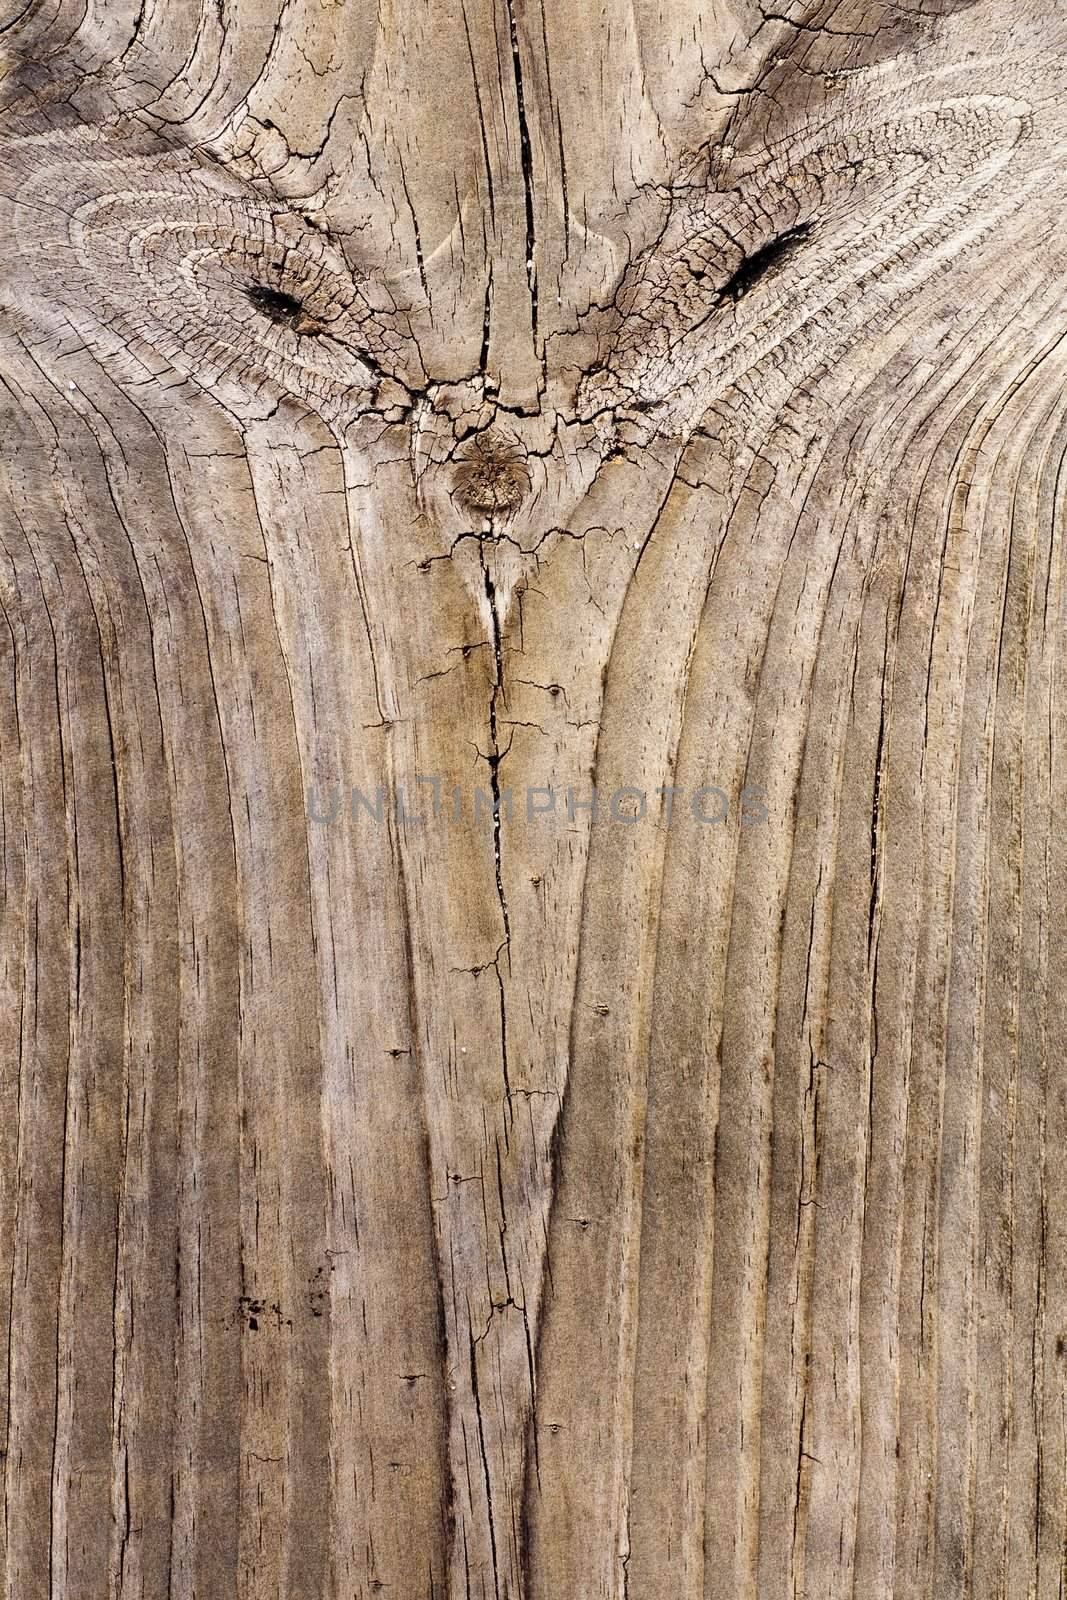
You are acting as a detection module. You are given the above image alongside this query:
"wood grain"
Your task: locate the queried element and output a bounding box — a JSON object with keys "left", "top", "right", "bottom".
{"left": 1, "top": 1, "right": 1065, "bottom": 1595}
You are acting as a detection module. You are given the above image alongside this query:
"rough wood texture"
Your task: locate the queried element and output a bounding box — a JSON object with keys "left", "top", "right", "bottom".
{"left": 1, "top": 1, "right": 1066, "bottom": 1596}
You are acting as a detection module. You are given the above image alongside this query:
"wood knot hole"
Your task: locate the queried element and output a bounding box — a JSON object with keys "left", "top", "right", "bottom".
{"left": 247, "top": 285, "right": 324, "bottom": 337}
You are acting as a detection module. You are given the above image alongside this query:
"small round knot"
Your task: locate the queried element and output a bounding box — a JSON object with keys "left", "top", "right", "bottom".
{"left": 452, "top": 431, "right": 531, "bottom": 517}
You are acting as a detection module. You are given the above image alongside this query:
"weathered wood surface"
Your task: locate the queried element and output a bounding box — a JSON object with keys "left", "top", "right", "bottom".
{"left": 1, "top": 1, "right": 1066, "bottom": 1595}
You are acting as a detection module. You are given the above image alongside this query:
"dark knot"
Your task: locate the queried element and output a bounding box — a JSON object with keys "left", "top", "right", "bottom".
{"left": 451, "top": 431, "right": 531, "bottom": 517}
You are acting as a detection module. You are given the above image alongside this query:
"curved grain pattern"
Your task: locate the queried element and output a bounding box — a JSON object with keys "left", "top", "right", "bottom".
{"left": 1, "top": 2, "right": 1066, "bottom": 1598}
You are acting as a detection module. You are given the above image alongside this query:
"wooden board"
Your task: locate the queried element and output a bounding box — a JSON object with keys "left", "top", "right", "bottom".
{"left": 1, "top": 1, "right": 1065, "bottom": 1594}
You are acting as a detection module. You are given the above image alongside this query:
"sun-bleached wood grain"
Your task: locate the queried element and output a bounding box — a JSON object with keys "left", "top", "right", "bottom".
{"left": 1, "top": 1, "right": 1066, "bottom": 1596}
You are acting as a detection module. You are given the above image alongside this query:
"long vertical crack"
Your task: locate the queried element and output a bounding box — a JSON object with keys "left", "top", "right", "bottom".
{"left": 468, "top": 1314, "right": 502, "bottom": 1600}
{"left": 504, "top": 0, "right": 538, "bottom": 340}
{"left": 479, "top": 546, "right": 513, "bottom": 1112}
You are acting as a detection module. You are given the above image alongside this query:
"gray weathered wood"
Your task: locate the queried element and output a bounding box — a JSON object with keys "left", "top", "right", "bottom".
{"left": 1, "top": 1, "right": 1065, "bottom": 1595}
